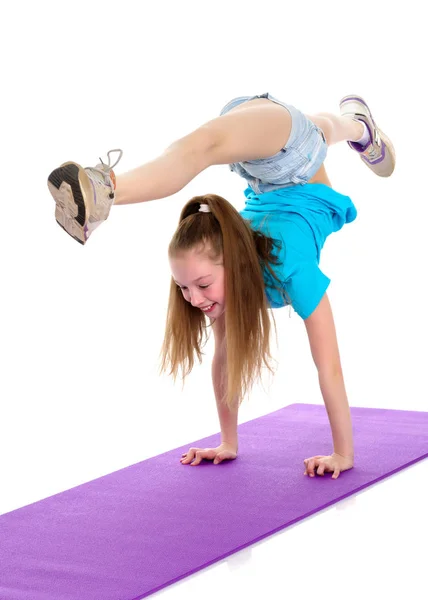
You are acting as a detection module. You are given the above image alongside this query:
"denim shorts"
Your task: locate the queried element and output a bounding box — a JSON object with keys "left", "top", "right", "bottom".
{"left": 219, "top": 92, "right": 328, "bottom": 194}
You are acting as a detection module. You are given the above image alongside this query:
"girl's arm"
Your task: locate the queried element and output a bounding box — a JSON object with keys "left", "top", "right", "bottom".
{"left": 317, "top": 370, "right": 354, "bottom": 459}
{"left": 212, "top": 350, "right": 239, "bottom": 451}
{"left": 304, "top": 293, "right": 354, "bottom": 458}
{"left": 180, "top": 318, "right": 238, "bottom": 467}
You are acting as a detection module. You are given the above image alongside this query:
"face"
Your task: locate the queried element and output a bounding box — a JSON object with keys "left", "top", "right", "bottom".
{"left": 170, "top": 250, "right": 225, "bottom": 319}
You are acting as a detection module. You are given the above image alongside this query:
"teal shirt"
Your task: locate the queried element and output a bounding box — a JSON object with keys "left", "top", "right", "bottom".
{"left": 239, "top": 183, "right": 357, "bottom": 319}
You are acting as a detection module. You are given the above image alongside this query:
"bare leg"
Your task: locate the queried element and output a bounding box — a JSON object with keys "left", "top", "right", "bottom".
{"left": 113, "top": 103, "right": 362, "bottom": 206}
{"left": 114, "top": 99, "right": 292, "bottom": 206}
{"left": 305, "top": 112, "right": 367, "bottom": 188}
{"left": 113, "top": 129, "right": 216, "bottom": 206}
{"left": 308, "top": 163, "right": 332, "bottom": 188}
{"left": 306, "top": 112, "right": 364, "bottom": 146}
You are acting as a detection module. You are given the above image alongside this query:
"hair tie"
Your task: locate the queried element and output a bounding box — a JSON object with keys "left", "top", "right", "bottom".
{"left": 199, "top": 204, "right": 211, "bottom": 213}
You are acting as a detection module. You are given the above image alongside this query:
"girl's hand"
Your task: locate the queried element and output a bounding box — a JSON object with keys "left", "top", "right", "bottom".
{"left": 180, "top": 442, "right": 238, "bottom": 466}
{"left": 303, "top": 452, "right": 354, "bottom": 479}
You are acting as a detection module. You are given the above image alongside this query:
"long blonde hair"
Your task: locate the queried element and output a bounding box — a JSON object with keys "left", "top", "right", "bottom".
{"left": 158, "top": 193, "right": 289, "bottom": 409}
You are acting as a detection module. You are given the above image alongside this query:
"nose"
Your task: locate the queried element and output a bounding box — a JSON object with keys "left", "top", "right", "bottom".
{"left": 190, "top": 289, "right": 207, "bottom": 308}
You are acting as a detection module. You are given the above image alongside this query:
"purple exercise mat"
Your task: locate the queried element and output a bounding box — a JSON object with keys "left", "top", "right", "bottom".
{"left": 1, "top": 403, "right": 428, "bottom": 600}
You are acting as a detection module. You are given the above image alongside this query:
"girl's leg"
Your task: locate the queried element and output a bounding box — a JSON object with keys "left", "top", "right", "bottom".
{"left": 306, "top": 113, "right": 363, "bottom": 188}
{"left": 113, "top": 128, "right": 217, "bottom": 206}
{"left": 311, "top": 96, "right": 395, "bottom": 178}
{"left": 308, "top": 163, "right": 332, "bottom": 187}
{"left": 305, "top": 112, "right": 365, "bottom": 147}
{"left": 114, "top": 99, "right": 292, "bottom": 206}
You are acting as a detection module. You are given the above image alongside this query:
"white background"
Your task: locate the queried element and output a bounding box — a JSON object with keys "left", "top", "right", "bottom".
{"left": 1, "top": 1, "right": 427, "bottom": 599}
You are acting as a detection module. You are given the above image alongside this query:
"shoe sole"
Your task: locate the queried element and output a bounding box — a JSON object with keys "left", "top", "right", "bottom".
{"left": 47, "top": 162, "right": 93, "bottom": 244}
{"left": 340, "top": 95, "right": 396, "bottom": 177}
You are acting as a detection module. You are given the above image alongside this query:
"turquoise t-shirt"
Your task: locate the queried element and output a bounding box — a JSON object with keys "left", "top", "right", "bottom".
{"left": 239, "top": 183, "right": 357, "bottom": 319}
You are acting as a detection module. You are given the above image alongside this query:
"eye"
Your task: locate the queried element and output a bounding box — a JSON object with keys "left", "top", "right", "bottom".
{"left": 177, "top": 284, "right": 210, "bottom": 291}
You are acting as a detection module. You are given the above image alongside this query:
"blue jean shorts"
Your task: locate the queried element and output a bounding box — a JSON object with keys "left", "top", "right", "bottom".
{"left": 219, "top": 92, "right": 328, "bottom": 194}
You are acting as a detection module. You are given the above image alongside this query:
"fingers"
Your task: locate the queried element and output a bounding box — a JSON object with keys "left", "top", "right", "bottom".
{"left": 304, "top": 456, "right": 342, "bottom": 479}
{"left": 316, "top": 463, "right": 326, "bottom": 477}
{"left": 332, "top": 467, "right": 341, "bottom": 480}
{"left": 190, "top": 450, "right": 206, "bottom": 466}
{"left": 180, "top": 448, "right": 215, "bottom": 466}
{"left": 304, "top": 455, "right": 326, "bottom": 476}
{"left": 303, "top": 458, "right": 317, "bottom": 477}
{"left": 180, "top": 447, "right": 198, "bottom": 465}
{"left": 180, "top": 447, "right": 231, "bottom": 466}
{"left": 213, "top": 452, "right": 228, "bottom": 465}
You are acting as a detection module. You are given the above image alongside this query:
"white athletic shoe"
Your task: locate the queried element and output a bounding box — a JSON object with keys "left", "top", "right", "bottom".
{"left": 47, "top": 149, "right": 123, "bottom": 244}
{"left": 340, "top": 95, "right": 395, "bottom": 177}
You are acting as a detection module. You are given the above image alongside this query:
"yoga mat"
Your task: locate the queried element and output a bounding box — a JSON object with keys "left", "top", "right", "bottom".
{"left": 1, "top": 403, "right": 427, "bottom": 600}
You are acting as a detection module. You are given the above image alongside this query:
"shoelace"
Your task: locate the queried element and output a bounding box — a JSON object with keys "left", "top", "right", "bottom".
{"left": 363, "top": 130, "right": 382, "bottom": 161}
{"left": 85, "top": 149, "right": 124, "bottom": 195}
{"left": 98, "top": 149, "right": 123, "bottom": 171}
{"left": 349, "top": 114, "right": 382, "bottom": 161}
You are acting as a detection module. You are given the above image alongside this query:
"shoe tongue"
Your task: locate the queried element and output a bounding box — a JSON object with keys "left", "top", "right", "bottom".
{"left": 97, "top": 164, "right": 116, "bottom": 188}
{"left": 88, "top": 166, "right": 110, "bottom": 189}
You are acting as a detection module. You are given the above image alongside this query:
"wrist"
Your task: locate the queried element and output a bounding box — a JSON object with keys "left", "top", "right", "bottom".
{"left": 333, "top": 450, "right": 354, "bottom": 460}
{"left": 221, "top": 440, "right": 238, "bottom": 451}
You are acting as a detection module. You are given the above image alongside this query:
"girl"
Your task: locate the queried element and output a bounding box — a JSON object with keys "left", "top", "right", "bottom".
{"left": 47, "top": 93, "right": 395, "bottom": 479}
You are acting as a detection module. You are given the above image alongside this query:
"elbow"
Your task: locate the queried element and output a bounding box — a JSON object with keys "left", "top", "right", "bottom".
{"left": 317, "top": 363, "right": 343, "bottom": 380}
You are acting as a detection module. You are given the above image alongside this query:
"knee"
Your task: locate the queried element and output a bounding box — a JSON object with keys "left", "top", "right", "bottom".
{"left": 169, "top": 126, "right": 220, "bottom": 172}
{"left": 317, "top": 117, "right": 333, "bottom": 146}
{"left": 308, "top": 114, "right": 334, "bottom": 146}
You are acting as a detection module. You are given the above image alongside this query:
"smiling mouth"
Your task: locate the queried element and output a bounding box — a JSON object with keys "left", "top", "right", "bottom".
{"left": 201, "top": 303, "right": 216, "bottom": 312}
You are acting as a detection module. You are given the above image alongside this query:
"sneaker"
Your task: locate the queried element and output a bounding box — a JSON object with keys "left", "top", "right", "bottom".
{"left": 339, "top": 95, "right": 395, "bottom": 177}
{"left": 47, "top": 149, "right": 123, "bottom": 244}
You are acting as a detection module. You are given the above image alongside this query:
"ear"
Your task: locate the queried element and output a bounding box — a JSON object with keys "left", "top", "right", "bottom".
{"left": 303, "top": 293, "right": 342, "bottom": 376}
